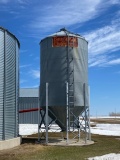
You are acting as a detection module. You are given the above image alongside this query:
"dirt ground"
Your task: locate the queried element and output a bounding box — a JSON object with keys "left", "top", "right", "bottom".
{"left": 91, "top": 117, "right": 120, "bottom": 124}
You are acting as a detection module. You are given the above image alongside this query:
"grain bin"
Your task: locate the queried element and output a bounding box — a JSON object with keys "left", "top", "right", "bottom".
{"left": 40, "top": 28, "right": 88, "bottom": 131}
{"left": 0, "top": 27, "right": 20, "bottom": 141}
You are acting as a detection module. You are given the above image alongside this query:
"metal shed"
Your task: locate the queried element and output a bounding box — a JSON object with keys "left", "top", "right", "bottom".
{"left": 19, "top": 88, "right": 39, "bottom": 124}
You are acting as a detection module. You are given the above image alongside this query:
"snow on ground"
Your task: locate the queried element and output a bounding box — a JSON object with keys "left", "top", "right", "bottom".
{"left": 19, "top": 122, "right": 120, "bottom": 160}
{"left": 91, "top": 124, "right": 120, "bottom": 136}
{"left": 19, "top": 123, "right": 120, "bottom": 136}
{"left": 88, "top": 153, "right": 120, "bottom": 160}
{"left": 19, "top": 124, "right": 61, "bottom": 136}
{"left": 90, "top": 116, "right": 120, "bottom": 119}
{"left": 19, "top": 124, "right": 38, "bottom": 136}
{"left": 88, "top": 121, "right": 120, "bottom": 159}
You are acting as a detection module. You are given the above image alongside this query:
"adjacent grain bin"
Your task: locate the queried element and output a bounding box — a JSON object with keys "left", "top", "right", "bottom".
{"left": 40, "top": 28, "right": 89, "bottom": 131}
{"left": 0, "top": 27, "right": 20, "bottom": 143}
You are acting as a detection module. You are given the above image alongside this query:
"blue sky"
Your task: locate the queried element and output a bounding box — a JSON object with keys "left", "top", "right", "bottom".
{"left": 0, "top": 0, "right": 120, "bottom": 116}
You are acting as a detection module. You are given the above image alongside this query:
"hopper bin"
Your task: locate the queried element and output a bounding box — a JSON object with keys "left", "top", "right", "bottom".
{"left": 40, "top": 28, "right": 88, "bottom": 131}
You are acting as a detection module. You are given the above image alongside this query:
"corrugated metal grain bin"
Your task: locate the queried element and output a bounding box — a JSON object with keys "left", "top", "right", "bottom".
{"left": 0, "top": 27, "right": 20, "bottom": 140}
{"left": 19, "top": 88, "right": 39, "bottom": 124}
{"left": 40, "top": 28, "right": 88, "bottom": 130}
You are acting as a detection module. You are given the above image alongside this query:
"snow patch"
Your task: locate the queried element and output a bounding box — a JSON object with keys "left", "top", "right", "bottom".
{"left": 88, "top": 153, "right": 120, "bottom": 160}
{"left": 91, "top": 124, "right": 120, "bottom": 136}
{"left": 90, "top": 116, "right": 120, "bottom": 119}
{"left": 19, "top": 124, "right": 38, "bottom": 136}
{"left": 19, "top": 124, "right": 61, "bottom": 136}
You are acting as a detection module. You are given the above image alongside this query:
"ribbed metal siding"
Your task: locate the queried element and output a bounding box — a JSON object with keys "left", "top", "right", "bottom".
{"left": 16, "top": 43, "right": 19, "bottom": 138}
{"left": 19, "top": 97, "right": 52, "bottom": 124}
{"left": 0, "top": 30, "right": 4, "bottom": 140}
{"left": 19, "top": 88, "right": 39, "bottom": 124}
{"left": 0, "top": 28, "right": 19, "bottom": 140}
{"left": 19, "top": 88, "right": 52, "bottom": 124}
{"left": 5, "top": 32, "right": 16, "bottom": 139}
{"left": 19, "top": 97, "right": 39, "bottom": 124}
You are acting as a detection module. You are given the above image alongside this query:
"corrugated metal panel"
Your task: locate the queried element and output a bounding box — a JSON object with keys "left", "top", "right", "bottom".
{"left": 19, "top": 97, "right": 39, "bottom": 124}
{"left": 16, "top": 42, "right": 19, "bottom": 138}
{"left": 19, "top": 88, "right": 52, "bottom": 124}
{"left": 0, "top": 27, "right": 19, "bottom": 141}
{"left": 0, "top": 30, "right": 4, "bottom": 140}
{"left": 19, "top": 89, "right": 39, "bottom": 124}
{"left": 5, "top": 32, "right": 16, "bottom": 140}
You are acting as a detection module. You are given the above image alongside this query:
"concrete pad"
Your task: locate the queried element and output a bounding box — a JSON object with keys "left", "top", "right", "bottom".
{"left": 40, "top": 139, "right": 94, "bottom": 146}
{"left": 0, "top": 137, "right": 21, "bottom": 150}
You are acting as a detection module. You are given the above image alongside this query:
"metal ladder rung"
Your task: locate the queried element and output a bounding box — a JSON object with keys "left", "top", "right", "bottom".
{"left": 66, "top": 39, "right": 75, "bottom": 129}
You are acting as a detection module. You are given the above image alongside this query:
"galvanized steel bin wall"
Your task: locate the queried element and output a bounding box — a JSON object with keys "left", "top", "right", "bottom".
{"left": 0, "top": 27, "right": 20, "bottom": 140}
{"left": 40, "top": 29, "right": 88, "bottom": 129}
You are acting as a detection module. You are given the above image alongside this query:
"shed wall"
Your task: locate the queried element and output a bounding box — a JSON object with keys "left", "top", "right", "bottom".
{"left": 19, "top": 88, "right": 52, "bottom": 124}
{"left": 19, "top": 97, "right": 39, "bottom": 124}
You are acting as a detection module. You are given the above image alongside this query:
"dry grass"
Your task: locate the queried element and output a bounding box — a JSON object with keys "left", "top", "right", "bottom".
{"left": 109, "top": 112, "right": 120, "bottom": 116}
{"left": 90, "top": 117, "right": 120, "bottom": 124}
{"left": 0, "top": 118, "right": 120, "bottom": 160}
{"left": 0, "top": 135, "right": 120, "bottom": 160}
